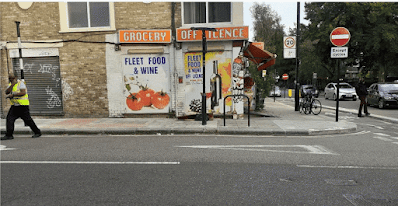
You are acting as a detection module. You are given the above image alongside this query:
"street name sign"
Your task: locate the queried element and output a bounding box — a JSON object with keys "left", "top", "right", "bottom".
{"left": 330, "top": 27, "right": 350, "bottom": 47}
{"left": 331, "top": 47, "right": 348, "bottom": 58}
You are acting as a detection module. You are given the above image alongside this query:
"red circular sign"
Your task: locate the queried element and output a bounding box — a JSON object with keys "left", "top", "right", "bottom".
{"left": 282, "top": 73, "right": 289, "bottom": 80}
{"left": 330, "top": 27, "right": 350, "bottom": 46}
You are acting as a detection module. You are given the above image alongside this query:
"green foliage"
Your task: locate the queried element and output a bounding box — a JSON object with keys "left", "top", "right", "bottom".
{"left": 246, "top": 62, "right": 275, "bottom": 111}
{"left": 304, "top": 2, "right": 398, "bottom": 81}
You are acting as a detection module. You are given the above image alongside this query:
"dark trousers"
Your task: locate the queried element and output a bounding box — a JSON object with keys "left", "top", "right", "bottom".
{"left": 6, "top": 105, "right": 41, "bottom": 137}
{"left": 358, "top": 95, "right": 368, "bottom": 116}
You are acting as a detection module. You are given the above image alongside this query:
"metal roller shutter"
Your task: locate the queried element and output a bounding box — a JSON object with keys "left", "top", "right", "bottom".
{"left": 12, "top": 57, "right": 63, "bottom": 115}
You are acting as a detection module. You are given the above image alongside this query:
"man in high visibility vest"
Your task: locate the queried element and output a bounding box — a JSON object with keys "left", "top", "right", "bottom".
{"left": 1, "top": 74, "right": 41, "bottom": 140}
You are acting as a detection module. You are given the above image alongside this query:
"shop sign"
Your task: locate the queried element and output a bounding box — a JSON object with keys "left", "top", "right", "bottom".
{"left": 177, "top": 26, "right": 249, "bottom": 42}
{"left": 123, "top": 54, "right": 170, "bottom": 113}
{"left": 119, "top": 30, "right": 172, "bottom": 43}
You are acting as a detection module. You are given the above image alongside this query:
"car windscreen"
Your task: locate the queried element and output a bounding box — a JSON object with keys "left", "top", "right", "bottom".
{"left": 339, "top": 84, "right": 352, "bottom": 89}
{"left": 379, "top": 84, "right": 398, "bottom": 92}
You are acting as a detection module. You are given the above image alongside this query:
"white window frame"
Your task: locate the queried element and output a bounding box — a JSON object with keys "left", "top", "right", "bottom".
{"left": 182, "top": 2, "right": 232, "bottom": 27}
{"left": 59, "top": 2, "right": 115, "bottom": 33}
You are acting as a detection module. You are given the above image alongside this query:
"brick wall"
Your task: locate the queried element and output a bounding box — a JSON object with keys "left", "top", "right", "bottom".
{"left": 1, "top": 2, "right": 181, "bottom": 117}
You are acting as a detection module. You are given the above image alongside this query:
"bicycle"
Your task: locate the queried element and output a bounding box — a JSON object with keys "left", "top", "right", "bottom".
{"left": 299, "top": 92, "right": 322, "bottom": 115}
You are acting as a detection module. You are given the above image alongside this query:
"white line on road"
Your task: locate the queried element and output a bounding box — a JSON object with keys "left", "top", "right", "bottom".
{"left": 0, "top": 161, "right": 180, "bottom": 165}
{"left": 297, "top": 165, "right": 398, "bottom": 170}
{"left": 176, "top": 145, "right": 338, "bottom": 155}
{"left": 374, "top": 133, "right": 390, "bottom": 136}
{"left": 365, "top": 124, "right": 384, "bottom": 130}
{"left": 0, "top": 145, "right": 16, "bottom": 151}
{"left": 373, "top": 136, "right": 393, "bottom": 142}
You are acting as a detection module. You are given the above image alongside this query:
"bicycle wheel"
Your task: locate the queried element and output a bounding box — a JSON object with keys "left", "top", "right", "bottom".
{"left": 311, "top": 99, "right": 322, "bottom": 115}
{"left": 304, "top": 102, "right": 311, "bottom": 114}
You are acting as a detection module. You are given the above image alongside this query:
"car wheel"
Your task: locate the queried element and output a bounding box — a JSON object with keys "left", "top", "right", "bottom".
{"left": 333, "top": 94, "right": 337, "bottom": 101}
{"left": 353, "top": 97, "right": 357, "bottom": 101}
{"left": 378, "top": 99, "right": 385, "bottom": 109}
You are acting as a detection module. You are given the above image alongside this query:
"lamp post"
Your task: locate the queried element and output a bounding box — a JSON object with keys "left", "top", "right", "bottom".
{"left": 191, "top": 27, "right": 217, "bottom": 125}
{"left": 15, "top": 21, "right": 24, "bottom": 80}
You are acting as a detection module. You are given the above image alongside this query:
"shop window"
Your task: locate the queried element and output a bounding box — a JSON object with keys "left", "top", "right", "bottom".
{"left": 59, "top": 2, "right": 115, "bottom": 33}
{"left": 183, "top": 2, "right": 231, "bottom": 25}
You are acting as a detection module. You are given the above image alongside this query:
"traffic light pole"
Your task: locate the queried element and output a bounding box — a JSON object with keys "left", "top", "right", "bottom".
{"left": 191, "top": 27, "right": 217, "bottom": 125}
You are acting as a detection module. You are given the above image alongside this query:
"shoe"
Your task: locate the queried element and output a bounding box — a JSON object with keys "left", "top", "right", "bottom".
{"left": 32, "top": 133, "right": 42, "bottom": 138}
{"left": 358, "top": 114, "right": 363, "bottom": 117}
{"left": 1, "top": 135, "right": 14, "bottom": 140}
{"left": 365, "top": 113, "right": 370, "bottom": 116}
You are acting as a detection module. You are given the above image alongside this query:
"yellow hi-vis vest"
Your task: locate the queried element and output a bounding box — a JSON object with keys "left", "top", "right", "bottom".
{"left": 9, "top": 80, "right": 29, "bottom": 106}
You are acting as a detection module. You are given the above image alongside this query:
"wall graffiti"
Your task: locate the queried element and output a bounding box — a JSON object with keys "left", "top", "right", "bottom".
{"left": 45, "top": 86, "right": 62, "bottom": 108}
{"left": 62, "top": 80, "right": 73, "bottom": 100}
{"left": 39, "top": 64, "right": 61, "bottom": 87}
{"left": 23, "top": 63, "right": 34, "bottom": 74}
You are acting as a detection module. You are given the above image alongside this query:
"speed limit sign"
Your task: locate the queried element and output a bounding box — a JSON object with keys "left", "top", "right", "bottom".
{"left": 284, "top": 36, "right": 296, "bottom": 49}
{"left": 284, "top": 36, "right": 296, "bottom": 59}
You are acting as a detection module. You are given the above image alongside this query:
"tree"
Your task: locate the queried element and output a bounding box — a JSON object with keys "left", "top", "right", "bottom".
{"left": 304, "top": 2, "right": 398, "bottom": 82}
{"left": 250, "top": 2, "right": 295, "bottom": 106}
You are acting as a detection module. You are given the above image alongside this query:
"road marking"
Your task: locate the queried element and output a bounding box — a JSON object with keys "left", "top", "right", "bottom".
{"left": 373, "top": 136, "right": 393, "bottom": 142}
{"left": 393, "top": 142, "right": 398, "bottom": 145}
{"left": 297, "top": 165, "right": 398, "bottom": 170}
{"left": 176, "top": 145, "right": 338, "bottom": 155}
{"left": 0, "top": 161, "right": 180, "bottom": 165}
{"left": 0, "top": 145, "right": 17, "bottom": 151}
{"left": 365, "top": 124, "right": 384, "bottom": 130}
{"left": 374, "top": 133, "right": 390, "bottom": 136}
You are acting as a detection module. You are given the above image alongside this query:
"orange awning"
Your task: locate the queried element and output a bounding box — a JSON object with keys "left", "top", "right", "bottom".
{"left": 243, "top": 42, "right": 276, "bottom": 71}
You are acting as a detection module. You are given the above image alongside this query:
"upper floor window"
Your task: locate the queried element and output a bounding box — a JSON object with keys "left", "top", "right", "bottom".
{"left": 68, "top": 2, "right": 110, "bottom": 28}
{"left": 183, "top": 2, "right": 231, "bottom": 25}
{"left": 59, "top": 2, "right": 115, "bottom": 33}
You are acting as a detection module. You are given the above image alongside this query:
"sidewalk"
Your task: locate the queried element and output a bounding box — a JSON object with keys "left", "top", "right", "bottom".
{"left": 1, "top": 98, "right": 357, "bottom": 137}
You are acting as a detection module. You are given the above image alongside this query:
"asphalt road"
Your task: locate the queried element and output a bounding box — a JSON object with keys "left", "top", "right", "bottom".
{"left": 2, "top": 110, "right": 398, "bottom": 206}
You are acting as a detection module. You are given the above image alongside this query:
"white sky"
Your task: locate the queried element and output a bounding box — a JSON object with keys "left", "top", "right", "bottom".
{"left": 243, "top": 1, "right": 309, "bottom": 41}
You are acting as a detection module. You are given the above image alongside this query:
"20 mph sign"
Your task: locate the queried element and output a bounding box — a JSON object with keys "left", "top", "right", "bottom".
{"left": 330, "top": 27, "right": 350, "bottom": 47}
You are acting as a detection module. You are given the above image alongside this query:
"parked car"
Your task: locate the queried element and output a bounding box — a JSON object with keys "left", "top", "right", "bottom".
{"left": 324, "top": 82, "right": 357, "bottom": 101}
{"left": 300, "top": 85, "right": 319, "bottom": 98}
{"left": 367, "top": 82, "right": 398, "bottom": 109}
{"left": 269, "top": 86, "right": 281, "bottom": 97}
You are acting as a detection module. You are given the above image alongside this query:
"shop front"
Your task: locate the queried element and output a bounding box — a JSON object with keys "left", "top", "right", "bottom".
{"left": 106, "top": 29, "right": 174, "bottom": 117}
{"left": 175, "top": 26, "right": 250, "bottom": 118}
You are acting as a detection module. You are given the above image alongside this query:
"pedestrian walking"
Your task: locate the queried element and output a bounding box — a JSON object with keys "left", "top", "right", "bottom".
{"left": 1, "top": 74, "right": 41, "bottom": 140}
{"left": 355, "top": 78, "right": 370, "bottom": 117}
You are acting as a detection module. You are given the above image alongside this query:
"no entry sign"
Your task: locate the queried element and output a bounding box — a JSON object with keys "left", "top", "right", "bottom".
{"left": 282, "top": 73, "right": 289, "bottom": 80}
{"left": 330, "top": 27, "right": 350, "bottom": 46}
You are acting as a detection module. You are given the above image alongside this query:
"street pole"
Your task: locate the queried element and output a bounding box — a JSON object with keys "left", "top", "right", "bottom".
{"left": 336, "top": 59, "right": 340, "bottom": 122}
{"left": 191, "top": 27, "right": 217, "bottom": 125}
{"left": 294, "top": 2, "right": 300, "bottom": 111}
{"left": 15, "top": 21, "right": 24, "bottom": 81}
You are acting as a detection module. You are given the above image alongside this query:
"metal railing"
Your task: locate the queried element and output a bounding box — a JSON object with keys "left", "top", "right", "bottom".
{"left": 223, "top": 94, "right": 250, "bottom": 127}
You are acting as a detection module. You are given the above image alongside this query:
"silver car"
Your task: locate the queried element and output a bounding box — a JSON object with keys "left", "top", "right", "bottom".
{"left": 324, "top": 82, "right": 357, "bottom": 101}
{"left": 269, "top": 86, "right": 281, "bottom": 97}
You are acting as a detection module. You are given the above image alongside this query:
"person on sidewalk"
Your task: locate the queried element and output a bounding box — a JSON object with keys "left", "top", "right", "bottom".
{"left": 1, "top": 74, "right": 41, "bottom": 140}
{"left": 355, "top": 78, "right": 370, "bottom": 117}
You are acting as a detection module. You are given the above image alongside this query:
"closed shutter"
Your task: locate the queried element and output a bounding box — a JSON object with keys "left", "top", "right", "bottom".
{"left": 12, "top": 57, "right": 63, "bottom": 115}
